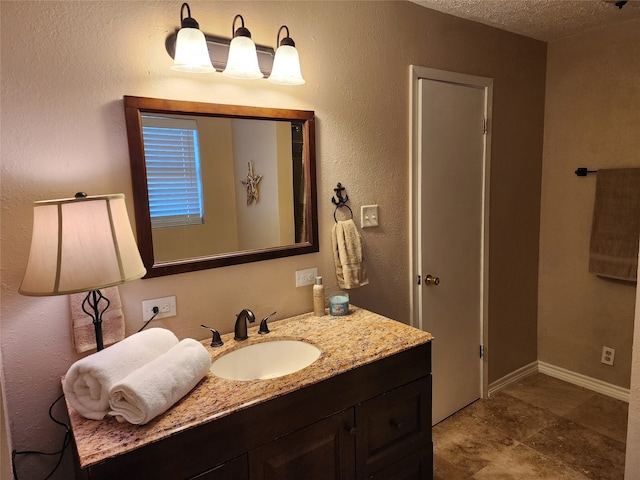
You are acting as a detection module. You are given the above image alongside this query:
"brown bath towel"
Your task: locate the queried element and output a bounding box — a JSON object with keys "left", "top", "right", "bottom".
{"left": 589, "top": 168, "right": 640, "bottom": 282}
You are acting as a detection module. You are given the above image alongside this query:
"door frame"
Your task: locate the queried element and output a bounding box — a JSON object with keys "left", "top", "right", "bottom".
{"left": 409, "top": 65, "right": 493, "bottom": 398}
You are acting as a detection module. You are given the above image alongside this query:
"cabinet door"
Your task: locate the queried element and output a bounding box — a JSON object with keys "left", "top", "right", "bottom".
{"left": 356, "top": 377, "right": 431, "bottom": 478}
{"left": 249, "top": 409, "right": 356, "bottom": 480}
{"left": 189, "top": 454, "right": 248, "bottom": 480}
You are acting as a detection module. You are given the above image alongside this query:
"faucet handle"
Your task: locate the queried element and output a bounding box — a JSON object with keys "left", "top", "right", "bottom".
{"left": 258, "top": 311, "right": 277, "bottom": 335}
{"left": 201, "top": 324, "right": 223, "bottom": 347}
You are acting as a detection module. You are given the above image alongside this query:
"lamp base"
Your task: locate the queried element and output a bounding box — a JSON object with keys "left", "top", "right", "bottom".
{"left": 81, "top": 290, "right": 110, "bottom": 351}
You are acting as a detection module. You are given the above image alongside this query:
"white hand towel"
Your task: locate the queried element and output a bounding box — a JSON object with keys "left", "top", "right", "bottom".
{"left": 109, "top": 339, "right": 212, "bottom": 425}
{"left": 332, "top": 219, "right": 369, "bottom": 289}
{"left": 63, "top": 328, "right": 179, "bottom": 420}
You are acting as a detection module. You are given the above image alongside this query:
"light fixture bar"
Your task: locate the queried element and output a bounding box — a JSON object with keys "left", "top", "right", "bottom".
{"left": 165, "top": 31, "right": 275, "bottom": 76}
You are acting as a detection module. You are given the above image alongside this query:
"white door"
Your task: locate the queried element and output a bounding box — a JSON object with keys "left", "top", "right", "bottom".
{"left": 411, "top": 67, "right": 492, "bottom": 425}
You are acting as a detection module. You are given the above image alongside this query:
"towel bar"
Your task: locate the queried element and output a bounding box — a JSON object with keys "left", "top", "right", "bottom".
{"left": 575, "top": 167, "right": 598, "bottom": 176}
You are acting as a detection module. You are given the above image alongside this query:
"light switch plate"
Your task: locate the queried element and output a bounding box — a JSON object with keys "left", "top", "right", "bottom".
{"left": 361, "top": 205, "right": 379, "bottom": 228}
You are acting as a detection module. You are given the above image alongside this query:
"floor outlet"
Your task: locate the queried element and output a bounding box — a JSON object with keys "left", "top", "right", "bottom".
{"left": 296, "top": 267, "right": 318, "bottom": 287}
{"left": 601, "top": 346, "right": 615, "bottom": 366}
{"left": 142, "top": 296, "right": 177, "bottom": 321}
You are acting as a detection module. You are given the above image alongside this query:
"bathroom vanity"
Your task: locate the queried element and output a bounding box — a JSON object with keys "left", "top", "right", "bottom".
{"left": 67, "top": 307, "right": 433, "bottom": 479}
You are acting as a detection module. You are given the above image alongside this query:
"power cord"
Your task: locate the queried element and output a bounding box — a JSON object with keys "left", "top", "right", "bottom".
{"left": 12, "top": 307, "right": 160, "bottom": 477}
{"left": 138, "top": 305, "right": 160, "bottom": 332}
{"left": 11, "top": 393, "right": 71, "bottom": 480}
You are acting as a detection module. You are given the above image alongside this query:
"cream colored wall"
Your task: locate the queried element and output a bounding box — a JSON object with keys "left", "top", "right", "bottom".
{"left": 626, "top": 252, "right": 640, "bottom": 478}
{"left": 538, "top": 18, "right": 640, "bottom": 388}
{"left": 0, "top": 1, "right": 545, "bottom": 477}
{"left": 232, "top": 119, "right": 281, "bottom": 250}
{"left": 276, "top": 122, "right": 295, "bottom": 245}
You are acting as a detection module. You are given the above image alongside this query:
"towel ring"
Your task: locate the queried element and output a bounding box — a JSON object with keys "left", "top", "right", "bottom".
{"left": 334, "top": 204, "right": 353, "bottom": 223}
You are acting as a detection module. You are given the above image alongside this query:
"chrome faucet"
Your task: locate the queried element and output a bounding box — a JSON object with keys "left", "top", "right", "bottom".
{"left": 234, "top": 309, "right": 256, "bottom": 341}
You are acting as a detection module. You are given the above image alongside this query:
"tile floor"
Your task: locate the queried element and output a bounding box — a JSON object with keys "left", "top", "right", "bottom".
{"left": 433, "top": 373, "right": 629, "bottom": 479}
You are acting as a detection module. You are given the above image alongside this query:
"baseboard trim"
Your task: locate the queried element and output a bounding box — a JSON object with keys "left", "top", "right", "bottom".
{"left": 537, "top": 361, "right": 630, "bottom": 402}
{"left": 488, "top": 361, "right": 538, "bottom": 397}
{"left": 489, "top": 361, "right": 630, "bottom": 402}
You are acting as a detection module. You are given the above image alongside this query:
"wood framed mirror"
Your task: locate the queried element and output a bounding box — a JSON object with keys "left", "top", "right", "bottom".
{"left": 123, "top": 96, "right": 318, "bottom": 278}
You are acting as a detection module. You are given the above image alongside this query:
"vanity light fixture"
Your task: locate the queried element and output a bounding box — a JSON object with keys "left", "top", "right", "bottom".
{"left": 165, "top": 6, "right": 304, "bottom": 85}
{"left": 268, "top": 26, "right": 305, "bottom": 85}
{"left": 19, "top": 193, "right": 147, "bottom": 351}
{"left": 222, "top": 15, "right": 263, "bottom": 79}
{"left": 171, "top": 3, "right": 215, "bottom": 73}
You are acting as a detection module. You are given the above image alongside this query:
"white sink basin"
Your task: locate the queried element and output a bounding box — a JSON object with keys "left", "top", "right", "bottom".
{"left": 210, "top": 340, "right": 321, "bottom": 381}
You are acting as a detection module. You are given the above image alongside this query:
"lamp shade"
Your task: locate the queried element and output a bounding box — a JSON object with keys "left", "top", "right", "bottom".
{"left": 172, "top": 27, "right": 215, "bottom": 73}
{"left": 268, "top": 44, "right": 305, "bottom": 85}
{"left": 222, "top": 35, "right": 263, "bottom": 79}
{"left": 20, "top": 194, "right": 146, "bottom": 296}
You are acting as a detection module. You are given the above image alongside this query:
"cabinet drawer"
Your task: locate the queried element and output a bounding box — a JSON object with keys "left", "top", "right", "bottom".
{"left": 367, "top": 446, "right": 432, "bottom": 480}
{"left": 356, "top": 376, "right": 431, "bottom": 478}
{"left": 189, "top": 455, "right": 248, "bottom": 480}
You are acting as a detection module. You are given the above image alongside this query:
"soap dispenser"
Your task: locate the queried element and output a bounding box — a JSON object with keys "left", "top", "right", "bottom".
{"left": 313, "top": 276, "right": 325, "bottom": 316}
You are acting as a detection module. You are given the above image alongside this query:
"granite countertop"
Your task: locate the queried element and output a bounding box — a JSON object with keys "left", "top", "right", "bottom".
{"left": 67, "top": 306, "right": 433, "bottom": 469}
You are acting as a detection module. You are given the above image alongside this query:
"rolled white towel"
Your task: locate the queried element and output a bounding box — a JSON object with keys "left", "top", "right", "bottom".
{"left": 109, "top": 338, "right": 212, "bottom": 425}
{"left": 63, "top": 328, "right": 179, "bottom": 420}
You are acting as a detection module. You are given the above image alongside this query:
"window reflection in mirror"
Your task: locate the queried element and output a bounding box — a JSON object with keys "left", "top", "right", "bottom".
{"left": 123, "top": 96, "right": 317, "bottom": 278}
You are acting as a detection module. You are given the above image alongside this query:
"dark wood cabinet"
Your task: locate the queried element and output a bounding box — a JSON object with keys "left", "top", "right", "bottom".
{"left": 356, "top": 377, "right": 432, "bottom": 478}
{"left": 249, "top": 409, "right": 356, "bottom": 480}
{"left": 76, "top": 342, "right": 432, "bottom": 480}
{"left": 366, "top": 447, "right": 433, "bottom": 480}
{"left": 190, "top": 455, "right": 249, "bottom": 480}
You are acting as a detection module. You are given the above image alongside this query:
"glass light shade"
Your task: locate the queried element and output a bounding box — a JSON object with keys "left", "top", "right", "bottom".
{"left": 222, "top": 36, "right": 263, "bottom": 79}
{"left": 20, "top": 194, "right": 147, "bottom": 296}
{"left": 171, "top": 27, "right": 215, "bottom": 73}
{"left": 268, "top": 45, "right": 305, "bottom": 85}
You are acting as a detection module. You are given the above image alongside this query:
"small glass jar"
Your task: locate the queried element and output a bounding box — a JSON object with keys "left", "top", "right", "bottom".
{"left": 329, "top": 291, "right": 349, "bottom": 316}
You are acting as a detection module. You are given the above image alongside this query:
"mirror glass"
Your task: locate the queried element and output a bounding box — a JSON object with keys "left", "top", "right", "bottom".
{"left": 124, "top": 96, "right": 318, "bottom": 277}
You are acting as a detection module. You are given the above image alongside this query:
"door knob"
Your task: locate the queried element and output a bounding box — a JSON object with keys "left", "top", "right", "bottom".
{"left": 425, "top": 274, "right": 440, "bottom": 286}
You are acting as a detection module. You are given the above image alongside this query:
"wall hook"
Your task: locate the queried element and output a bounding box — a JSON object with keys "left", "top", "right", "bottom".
{"left": 331, "top": 183, "right": 349, "bottom": 207}
{"left": 332, "top": 183, "right": 353, "bottom": 222}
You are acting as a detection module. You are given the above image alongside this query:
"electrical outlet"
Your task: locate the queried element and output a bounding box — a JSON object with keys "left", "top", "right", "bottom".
{"left": 296, "top": 267, "right": 318, "bottom": 287}
{"left": 601, "top": 346, "right": 615, "bottom": 366}
{"left": 141, "top": 296, "right": 177, "bottom": 322}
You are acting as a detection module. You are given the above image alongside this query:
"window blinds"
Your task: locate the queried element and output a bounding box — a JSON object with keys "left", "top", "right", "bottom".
{"left": 141, "top": 116, "right": 203, "bottom": 228}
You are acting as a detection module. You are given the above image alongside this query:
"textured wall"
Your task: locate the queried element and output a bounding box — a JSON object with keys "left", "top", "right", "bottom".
{"left": 538, "top": 18, "right": 640, "bottom": 388}
{"left": 1, "top": 1, "right": 545, "bottom": 477}
{"left": 627, "top": 254, "right": 640, "bottom": 478}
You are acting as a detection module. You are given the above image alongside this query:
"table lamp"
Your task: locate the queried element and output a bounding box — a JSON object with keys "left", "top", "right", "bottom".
{"left": 19, "top": 193, "right": 147, "bottom": 351}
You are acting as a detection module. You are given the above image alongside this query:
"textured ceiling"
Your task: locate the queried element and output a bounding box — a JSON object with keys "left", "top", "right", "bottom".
{"left": 410, "top": 0, "right": 640, "bottom": 41}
